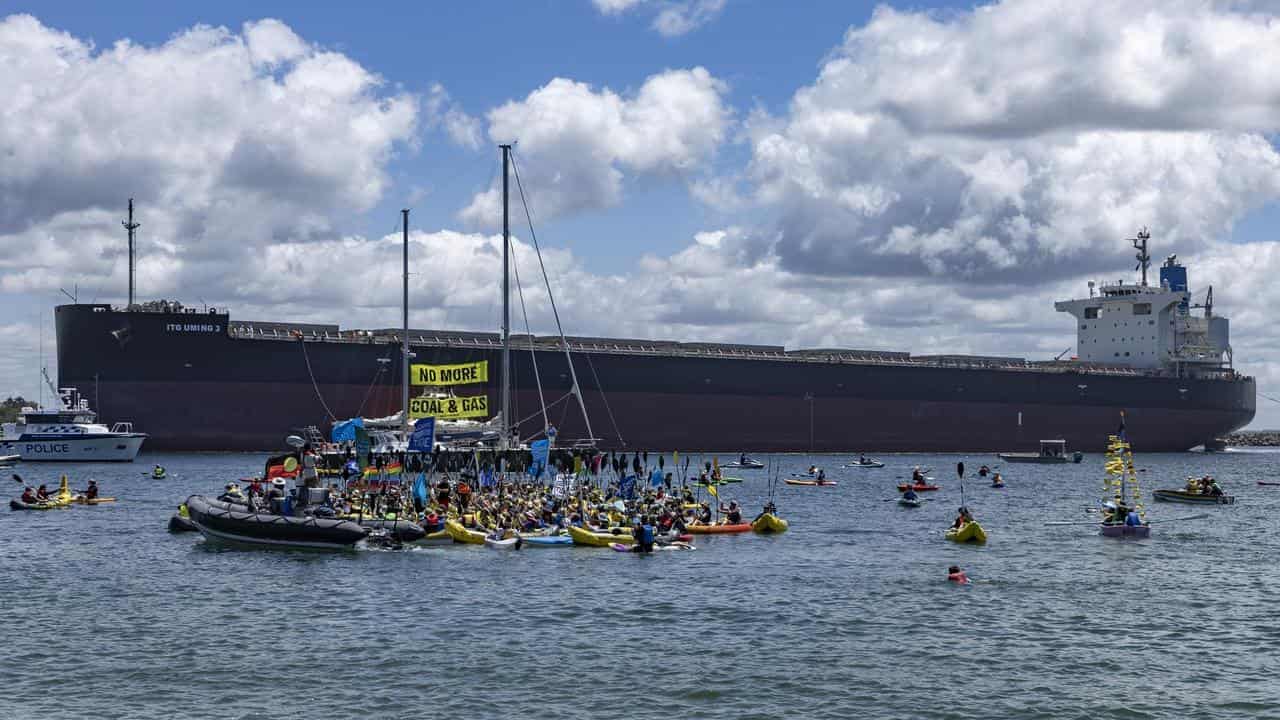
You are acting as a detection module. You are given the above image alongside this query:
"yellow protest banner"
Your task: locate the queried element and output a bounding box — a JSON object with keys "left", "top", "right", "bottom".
{"left": 410, "top": 361, "right": 489, "bottom": 386}
{"left": 408, "top": 394, "right": 490, "bottom": 419}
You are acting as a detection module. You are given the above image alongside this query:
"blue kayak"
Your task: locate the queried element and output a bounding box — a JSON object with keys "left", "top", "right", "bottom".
{"left": 521, "top": 535, "right": 573, "bottom": 547}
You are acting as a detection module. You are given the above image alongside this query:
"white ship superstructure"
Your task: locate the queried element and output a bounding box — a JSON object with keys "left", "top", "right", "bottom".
{"left": 1054, "top": 230, "right": 1232, "bottom": 375}
{"left": 1, "top": 387, "right": 146, "bottom": 462}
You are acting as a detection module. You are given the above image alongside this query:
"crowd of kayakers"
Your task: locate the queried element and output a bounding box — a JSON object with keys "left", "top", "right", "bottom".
{"left": 1184, "top": 475, "right": 1224, "bottom": 496}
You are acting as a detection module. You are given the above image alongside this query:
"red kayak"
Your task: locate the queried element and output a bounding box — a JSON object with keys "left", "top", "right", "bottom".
{"left": 897, "top": 484, "right": 940, "bottom": 492}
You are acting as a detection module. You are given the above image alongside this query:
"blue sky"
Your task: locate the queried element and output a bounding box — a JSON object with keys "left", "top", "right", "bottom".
{"left": 3, "top": 0, "right": 1280, "bottom": 428}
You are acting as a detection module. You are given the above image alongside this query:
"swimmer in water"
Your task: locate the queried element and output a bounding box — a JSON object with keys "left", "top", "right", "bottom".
{"left": 948, "top": 565, "right": 970, "bottom": 584}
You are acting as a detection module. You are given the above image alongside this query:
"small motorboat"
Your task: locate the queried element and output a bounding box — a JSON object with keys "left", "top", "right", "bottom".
{"left": 1152, "top": 489, "right": 1234, "bottom": 505}
{"left": 998, "top": 439, "right": 1083, "bottom": 464}
{"left": 184, "top": 495, "right": 368, "bottom": 549}
{"left": 722, "top": 457, "right": 765, "bottom": 469}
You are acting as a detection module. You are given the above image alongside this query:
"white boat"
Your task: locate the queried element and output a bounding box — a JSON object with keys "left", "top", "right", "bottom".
{"left": 0, "top": 386, "right": 146, "bottom": 462}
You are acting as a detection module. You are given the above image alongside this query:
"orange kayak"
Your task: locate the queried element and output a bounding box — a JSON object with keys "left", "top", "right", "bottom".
{"left": 897, "top": 484, "right": 940, "bottom": 492}
{"left": 685, "top": 523, "right": 753, "bottom": 534}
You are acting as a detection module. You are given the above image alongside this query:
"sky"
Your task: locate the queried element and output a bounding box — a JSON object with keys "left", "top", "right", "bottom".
{"left": 3, "top": 0, "right": 1280, "bottom": 427}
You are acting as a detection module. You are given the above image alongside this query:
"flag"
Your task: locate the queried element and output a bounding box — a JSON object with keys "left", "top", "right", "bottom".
{"left": 265, "top": 453, "right": 300, "bottom": 480}
{"left": 412, "top": 472, "right": 428, "bottom": 506}
{"left": 408, "top": 417, "right": 435, "bottom": 452}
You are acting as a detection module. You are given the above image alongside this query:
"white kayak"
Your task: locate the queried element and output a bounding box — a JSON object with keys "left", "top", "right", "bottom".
{"left": 484, "top": 536, "right": 520, "bottom": 550}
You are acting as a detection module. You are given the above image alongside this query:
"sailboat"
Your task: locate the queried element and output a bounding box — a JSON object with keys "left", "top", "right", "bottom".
{"left": 1100, "top": 423, "right": 1150, "bottom": 538}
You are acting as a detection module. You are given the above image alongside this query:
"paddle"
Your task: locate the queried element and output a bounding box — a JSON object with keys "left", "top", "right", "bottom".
{"left": 957, "top": 461, "right": 966, "bottom": 510}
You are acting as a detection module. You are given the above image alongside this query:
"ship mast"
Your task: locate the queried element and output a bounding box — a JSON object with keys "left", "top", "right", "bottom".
{"left": 501, "top": 144, "right": 513, "bottom": 450}
{"left": 1131, "top": 227, "right": 1151, "bottom": 287}
{"left": 123, "top": 199, "right": 140, "bottom": 308}
{"left": 401, "top": 208, "right": 411, "bottom": 441}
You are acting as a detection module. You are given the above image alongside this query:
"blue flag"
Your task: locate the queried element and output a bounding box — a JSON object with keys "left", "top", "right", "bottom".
{"left": 412, "top": 472, "right": 428, "bottom": 506}
{"left": 531, "top": 439, "right": 550, "bottom": 479}
{"left": 619, "top": 475, "right": 636, "bottom": 499}
{"left": 409, "top": 417, "right": 436, "bottom": 452}
{"left": 331, "top": 417, "right": 364, "bottom": 442}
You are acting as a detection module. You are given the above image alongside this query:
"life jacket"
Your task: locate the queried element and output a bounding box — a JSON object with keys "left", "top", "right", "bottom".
{"left": 640, "top": 524, "right": 654, "bottom": 545}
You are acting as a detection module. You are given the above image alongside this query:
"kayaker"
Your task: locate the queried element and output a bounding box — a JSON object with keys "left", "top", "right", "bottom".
{"left": 912, "top": 467, "right": 925, "bottom": 484}
{"left": 153, "top": 464, "right": 166, "bottom": 478}
{"left": 35, "top": 483, "right": 50, "bottom": 500}
{"left": 457, "top": 480, "right": 473, "bottom": 511}
{"left": 902, "top": 486, "right": 919, "bottom": 502}
{"left": 720, "top": 500, "right": 743, "bottom": 524}
{"left": 696, "top": 502, "right": 713, "bottom": 524}
{"left": 632, "top": 517, "right": 655, "bottom": 553}
{"left": 807, "top": 465, "right": 818, "bottom": 475}
{"left": 991, "top": 472, "right": 1004, "bottom": 486}
{"left": 85, "top": 480, "right": 99, "bottom": 500}
{"left": 816, "top": 468, "right": 827, "bottom": 483}
{"left": 978, "top": 465, "right": 990, "bottom": 477}
{"left": 952, "top": 506, "right": 973, "bottom": 529}
{"left": 753, "top": 500, "right": 778, "bottom": 523}
{"left": 20, "top": 486, "right": 36, "bottom": 504}
{"left": 948, "top": 565, "right": 971, "bottom": 583}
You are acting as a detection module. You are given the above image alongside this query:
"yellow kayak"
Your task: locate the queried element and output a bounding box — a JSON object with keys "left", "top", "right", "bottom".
{"left": 568, "top": 525, "right": 635, "bottom": 547}
{"left": 444, "top": 519, "right": 487, "bottom": 545}
{"left": 73, "top": 496, "right": 117, "bottom": 505}
{"left": 420, "top": 528, "right": 452, "bottom": 543}
{"left": 751, "top": 513, "right": 789, "bottom": 534}
{"left": 945, "top": 521, "right": 988, "bottom": 544}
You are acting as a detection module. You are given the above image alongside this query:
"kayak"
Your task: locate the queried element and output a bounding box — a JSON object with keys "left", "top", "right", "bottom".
{"left": 568, "top": 525, "right": 635, "bottom": 547}
{"left": 1101, "top": 523, "right": 1151, "bottom": 538}
{"left": 484, "top": 536, "right": 521, "bottom": 550}
{"left": 444, "top": 519, "right": 487, "bottom": 545}
{"left": 686, "top": 522, "right": 752, "bottom": 534}
{"left": 10, "top": 492, "right": 74, "bottom": 511}
{"left": 1258, "top": 481, "right": 1280, "bottom": 486}
{"left": 1152, "top": 489, "right": 1234, "bottom": 505}
{"left": 784, "top": 479, "right": 838, "bottom": 487}
{"left": 420, "top": 528, "right": 452, "bottom": 543}
{"left": 722, "top": 459, "right": 764, "bottom": 469}
{"left": 520, "top": 534, "right": 573, "bottom": 547}
{"left": 945, "top": 521, "right": 987, "bottom": 544}
{"left": 845, "top": 461, "right": 885, "bottom": 468}
{"left": 73, "top": 496, "right": 117, "bottom": 505}
{"left": 898, "top": 484, "right": 939, "bottom": 492}
{"left": 990, "top": 483, "right": 1006, "bottom": 489}
{"left": 693, "top": 478, "right": 743, "bottom": 487}
{"left": 751, "top": 513, "right": 789, "bottom": 533}
{"left": 899, "top": 497, "right": 921, "bottom": 508}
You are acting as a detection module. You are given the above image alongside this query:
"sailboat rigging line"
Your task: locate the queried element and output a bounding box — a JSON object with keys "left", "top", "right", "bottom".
{"left": 509, "top": 149, "right": 595, "bottom": 444}
{"left": 355, "top": 354, "right": 392, "bottom": 417}
{"left": 514, "top": 392, "right": 574, "bottom": 437}
{"left": 583, "top": 352, "right": 624, "bottom": 447}
{"left": 509, "top": 235, "right": 550, "bottom": 432}
{"left": 298, "top": 338, "right": 338, "bottom": 422}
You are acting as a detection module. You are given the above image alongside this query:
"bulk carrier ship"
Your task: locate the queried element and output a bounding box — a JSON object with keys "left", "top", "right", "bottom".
{"left": 55, "top": 227, "right": 1253, "bottom": 452}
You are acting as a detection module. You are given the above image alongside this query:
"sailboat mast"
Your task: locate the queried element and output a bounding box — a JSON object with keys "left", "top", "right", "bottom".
{"left": 501, "top": 144, "right": 513, "bottom": 449}
{"left": 401, "top": 208, "right": 410, "bottom": 440}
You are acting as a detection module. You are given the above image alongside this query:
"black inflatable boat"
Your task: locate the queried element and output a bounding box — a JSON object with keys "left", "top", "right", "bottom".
{"left": 184, "top": 495, "right": 369, "bottom": 549}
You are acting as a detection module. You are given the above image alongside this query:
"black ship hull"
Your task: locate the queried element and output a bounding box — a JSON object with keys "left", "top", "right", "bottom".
{"left": 56, "top": 305, "right": 1256, "bottom": 452}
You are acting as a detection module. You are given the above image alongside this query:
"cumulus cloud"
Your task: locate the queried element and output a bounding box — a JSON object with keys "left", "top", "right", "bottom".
{"left": 0, "top": 14, "right": 418, "bottom": 294}
{"left": 425, "top": 83, "right": 483, "bottom": 150}
{"left": 590, "top": 0, "right": 727, "bottom": 36}
{"left": 742, "top": 0, "right": 1280, "bottom": 283}
{"left": 460, "top": 68, "right": 730, "bottom": 226}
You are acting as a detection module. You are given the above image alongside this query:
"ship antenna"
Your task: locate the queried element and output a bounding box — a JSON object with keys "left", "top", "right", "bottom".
{"left": 401, "top": 208, "right": 411, "bottom": 442}
{"left": 1131, "top": 227, "right": 1151, "bottom": 286}
{"left": 122, "top": 199, "right": 140, "bottom": 308}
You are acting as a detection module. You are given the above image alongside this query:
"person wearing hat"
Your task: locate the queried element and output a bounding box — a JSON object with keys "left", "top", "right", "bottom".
{"left": 267, "top": 478, "right": 287, "bottom": 514}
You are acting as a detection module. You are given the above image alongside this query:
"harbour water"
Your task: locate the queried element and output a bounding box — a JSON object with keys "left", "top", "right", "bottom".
{"left": 5, "top": 450, "right": 1280, "bottom": 719}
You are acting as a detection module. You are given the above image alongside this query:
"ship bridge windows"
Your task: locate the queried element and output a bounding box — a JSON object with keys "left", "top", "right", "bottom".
{"left": 1084, "top": 307, "right": 1100, "bottom": 319}
{"left": 1133, "top": 303, "right": 1151, "bottom": 315}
